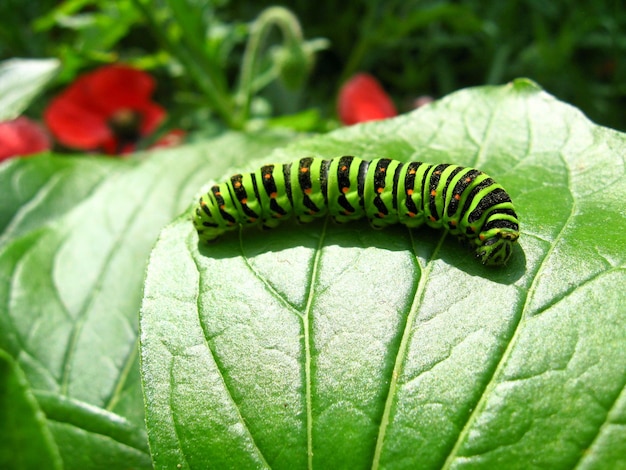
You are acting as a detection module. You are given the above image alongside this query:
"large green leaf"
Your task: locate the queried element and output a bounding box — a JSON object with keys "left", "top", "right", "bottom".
{"left": 141, "top": 79, "right": 626, "bottom": 469}
{"left": 0, "top": 131, "right": 295, "bottom": 468}
{"left": 0, "top": 58, "right": 60, "bottom": 120}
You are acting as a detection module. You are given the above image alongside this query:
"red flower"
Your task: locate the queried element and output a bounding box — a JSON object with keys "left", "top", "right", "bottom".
{"left": 0, "top": 117, "right": 51, "bottom": 162}
{"left": 337, "top": 73, "right": 397, "bottom": 125}
{"left": 44, "top": 65, "right": 166, "bottom": 154}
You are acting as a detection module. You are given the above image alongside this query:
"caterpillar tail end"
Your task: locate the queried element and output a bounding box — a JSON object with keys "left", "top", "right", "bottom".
{"left": 192, "top": 217, "right": 224, "bottom": 243}
{"left": 191, "top": 203, "right": 227, "bottom": 244}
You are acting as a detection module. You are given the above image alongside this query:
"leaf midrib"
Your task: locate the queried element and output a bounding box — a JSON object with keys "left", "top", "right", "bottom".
{"left": 58, "top": 165, "right": 144, "bottom": 397}
{"left": 370, "top": 230, "right": 443, "bottom": 469}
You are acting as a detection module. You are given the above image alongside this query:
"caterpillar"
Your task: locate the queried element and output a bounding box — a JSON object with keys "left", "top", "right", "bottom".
{"left": 192, "top": 156, "right": 520, "bottom": 266}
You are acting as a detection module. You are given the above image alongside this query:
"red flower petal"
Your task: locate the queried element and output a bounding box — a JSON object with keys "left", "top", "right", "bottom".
{"left": 81, "top": 65, "right": 158, "bottom": 114}
{"left": 45, "top": 93, "right": 112, "bottom": 149}
{"left": 0, "top": 117, "right": 51, "bottom": 161}
{"left": 338, "top": 73, "right": 397, "bottom": 125}
{"left": 44, "top": 64, "right": 166, "bottom": 153}
{"left": 137, "top": 102, "right": 167, "bottom": 136}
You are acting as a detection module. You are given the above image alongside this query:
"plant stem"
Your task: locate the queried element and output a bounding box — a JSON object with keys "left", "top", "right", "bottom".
{"left": 234, "top": 6, "right": 304, "bottom": 127}
{"left": 131, "top": 0, "right": 237, "bottom": 128}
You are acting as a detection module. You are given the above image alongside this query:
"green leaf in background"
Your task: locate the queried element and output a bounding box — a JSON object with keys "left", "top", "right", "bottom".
{"left": 0, "top": 131, "right": 296, "bottom": 468}
{"left": 141, "top": 79, "right": 626, "bottom": 469}
{"left": 0, "top": 58, "right": 60, "bottom": 120}
{"left": 0, "top": 349, "right": 62, "bottom": 470}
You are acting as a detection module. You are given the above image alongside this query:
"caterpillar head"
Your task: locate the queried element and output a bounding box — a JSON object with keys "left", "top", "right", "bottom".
{"left": 475, "top": 230, "right": 519, "bottom": 266}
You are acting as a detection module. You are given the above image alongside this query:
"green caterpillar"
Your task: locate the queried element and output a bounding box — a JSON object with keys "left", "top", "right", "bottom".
{"left": 192, "top": 156, "right": 520, "bottom": 266}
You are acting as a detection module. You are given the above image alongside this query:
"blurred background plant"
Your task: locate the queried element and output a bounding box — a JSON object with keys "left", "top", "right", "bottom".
{"left": 1, "top": 0, "right": 626, "bottom": 156}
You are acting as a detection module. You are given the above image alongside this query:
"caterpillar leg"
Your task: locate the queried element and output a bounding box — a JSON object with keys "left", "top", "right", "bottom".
{"left": 474, "top": 231, "right": 518, "bottom": 266}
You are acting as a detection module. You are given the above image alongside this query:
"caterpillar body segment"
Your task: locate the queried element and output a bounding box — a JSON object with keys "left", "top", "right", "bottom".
{"left": 193, "top": 156, "right": 520, "bottom": 266}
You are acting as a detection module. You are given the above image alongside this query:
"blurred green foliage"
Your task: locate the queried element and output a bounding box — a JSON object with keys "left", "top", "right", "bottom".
{"left": 1, "top": 0, "right": 625, "bottom": 131}
{"left": 234, "top": 0, "right": 626, "bottom": 130}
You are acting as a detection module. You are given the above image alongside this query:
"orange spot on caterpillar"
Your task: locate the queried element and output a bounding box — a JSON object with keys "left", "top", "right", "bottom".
{"left": 200, "top": 200, "right": 206, "bottom": 206}
{"left": 409, "top": 169, "right": 416, "bottom": 175}
{"left": 264, "top": 173, "right": 271, "bottom": 180}
{"left": 342, "top": 186, "right": 349, "bottom": 193}
{"left": 305, "top": 188, "right": 312, "bottom": 194}
{"left": 465, "top": 177, "right": 472, "bottom": 183}
{"left": 343, "top": 210, "right": 351, "bottom": 215}
{"left": 309, "top": 210, "right": 316, "bottom": 215}
{"left": 408, "top": 212, "right": 416, "bottom": 217}
{"left": 454, "top": 194, "right": 461, "bottom": 200}
{"left": 435, "top": 170, "right": 441, "bottom": 175}
{"left": 219, "top": 204, "right": 225, "bottom": 210}
{"left": 380, "top": 167, "right": 386, "bottom": 172}
{"left": 270, "top": 192, "right": 277, "bottom": 198}
{"left": 300, "top": 167, "right": 309, "bottom": 173}
{"left": 377, "top": 187, "right": 383, "bottom": 194}
{"left": 430, "top": 189, "right": 437, "bottom": 196}
{"left": 378, "top": 212, "right": 385, "bottom": 218}
{"left": 406, "top": 188, "right": 413, "bottom": 196}
{"left": 241, "top": 198, "right": 248, "bottom": 204}
{"left": 234, "top": 182, "right": 241, "bottom": 188}
{"left": 340, "top": 165, "right": 348, "bottom": 171}
{"left": 479, "top": 233, "right": 486, "bottom": 241}
{"left": 429, "top": 215, "right": 437, "bottom": 222}
{"left": 450, "top": 220, "right": 457, "bottom": 226}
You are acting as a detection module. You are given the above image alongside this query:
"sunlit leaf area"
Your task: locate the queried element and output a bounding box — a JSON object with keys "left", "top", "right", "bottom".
{"left": 1, "top": 2, "right": 625, "bottom": 469}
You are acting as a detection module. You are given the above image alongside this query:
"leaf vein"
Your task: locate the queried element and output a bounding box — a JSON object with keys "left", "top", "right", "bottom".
{"left": 371, "top": 230, "right": 442, "bottom": 469}
{"left": 574, "top": 380, "right": 626, "bottom": 469}
{"left": 238, "top": 229, "right": 303, "bottom": 318}
{"left": 190, "top": 237, "right": 271, "bottom": 468}
{"left": 441, "top": 146, "right": 577, "bottom": 467}
{"left": 301, "top": 217, "right": 331, "bottom": 470}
